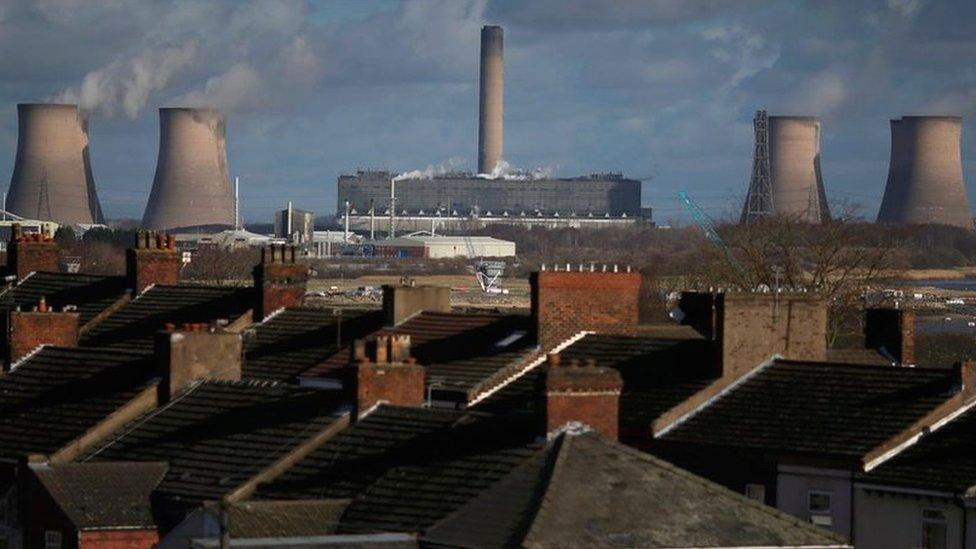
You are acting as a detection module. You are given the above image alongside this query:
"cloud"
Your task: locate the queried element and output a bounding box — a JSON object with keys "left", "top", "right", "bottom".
{"left": 54, "top": 44, "right": 197, "bottom": 118}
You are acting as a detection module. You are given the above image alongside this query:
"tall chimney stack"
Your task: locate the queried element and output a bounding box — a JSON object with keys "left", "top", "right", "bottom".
{"left": 142, "top": 108, "right": 235, "bottom": 231}
{"left": 7, "top": 104, "right": 104, "bottom": 224}
{"left": 478, "top": 25, "right": 504, "bottom": 175}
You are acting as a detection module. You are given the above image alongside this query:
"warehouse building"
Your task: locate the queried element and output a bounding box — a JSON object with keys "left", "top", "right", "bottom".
{"left": 366, "top": 235, "right": 515, "bottom": 259}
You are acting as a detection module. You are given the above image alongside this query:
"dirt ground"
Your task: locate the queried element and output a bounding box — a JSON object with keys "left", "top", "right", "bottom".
{"left": 307, "top": 275, "right": 531, "bottom": 309}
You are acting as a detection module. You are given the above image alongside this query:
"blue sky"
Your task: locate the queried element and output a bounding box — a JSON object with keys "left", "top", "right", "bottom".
{"left": 1, "top": 0, "right": 974, "bottom": 225}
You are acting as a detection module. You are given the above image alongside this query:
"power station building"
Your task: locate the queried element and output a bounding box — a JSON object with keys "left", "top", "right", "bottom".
{"left": 337, "top": 24, "right": 643, "bottom": 231}
{"left": 6, "top": 103, "right": 104, "bottom": 225}
{"left": 742, "top": 111, "right": 830, "bottom": 223}
{"left": 876, "top": 116, "right": 972, "bottom": 229}
{"left": 142, "top": 108, "right": 235, "bottom": 231}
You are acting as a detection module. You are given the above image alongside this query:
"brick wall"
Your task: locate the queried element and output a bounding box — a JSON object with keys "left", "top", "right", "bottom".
{"left": 545, "top": 354, "right": 623, "bottom": 439}
{"left": 8, "top": 306, "right": 79, "bottom": 365}
{"left": 352, "top": 335, "right": 425, "bottom": 415}
{"left": 531, "top": 269, "right": 641, "bottom": 352}
{"left": 79, "top": 529, "right": 158, "bottom": 549}
{"left": 7, "top": 226, "right": 59, "bottom": 279}
{"left": 126, "top": 231, "right": 179, "bottom": 294}
{"left": 680, "top": 292, "right": 827, "bottom": 378}
{"left": 156, "top": 325, "right": 242, "bottom": 400}
{"left": 718, "top": 293, "right": 826, "bottom": 377}
{"left": 253, "top": 245, "right": 308, "bottom": 320}
{"left": 382, "top": 285, "right": 450, "bottom": 326}
{"left": 865, "top": 308, "right": 915, "bottom": 364}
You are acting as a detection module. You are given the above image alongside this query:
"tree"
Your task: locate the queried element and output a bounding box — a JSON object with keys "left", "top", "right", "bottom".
{"left": 703, "top": 208, "right": 898, "bottom": 345}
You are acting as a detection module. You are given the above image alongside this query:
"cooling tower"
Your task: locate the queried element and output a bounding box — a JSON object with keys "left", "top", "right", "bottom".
{"left": 876, "top": 116, "right": 972, "bottom": 228}
{"left": 478, "top": 25, "right": 504, "bottom": 175}
{"left": 7, "top": 103, "right": 104, "bottom": 224}
{"left": 768, "top": 116, "right": 830, "bottom": 222}
{"left": 142, "top": 108, "right": 235, "bottom": 231}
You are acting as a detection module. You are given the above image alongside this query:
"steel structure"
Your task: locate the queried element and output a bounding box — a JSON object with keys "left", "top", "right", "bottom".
{"left": 478, "top": 25, "right": 504, "bottom": 174}
{"left": 876, "top": 116, "right": 972, "bottom": 228}
{"left": 741, "top": 110, "right": 774, "bottom": 222}
{"left": 7, "top": 103, "right": 104, "bottom": 224}
{"left": 741, "top": 111, "right": 829, "bottom": 223}
{"left": 142, "top": 108, "right": 235, "bottom": 231}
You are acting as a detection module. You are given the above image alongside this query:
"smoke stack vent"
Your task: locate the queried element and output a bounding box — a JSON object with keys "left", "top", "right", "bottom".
{"left": 155, "top": 324, "right": 242, "bottom": 401}
{"left": 544, "top": 353, "right": 623, "bottom": 440}
{"left": 6, "top": 223, "right": 59, "bottom": 279}
{"left": 142, "top": 108, "right": 235, "bottom": 231}
{"left": 7, "top": 104, "right": 104, "bottom": 224}
{"left": 877, "top": 116, "right": 972, "bottom": 228}
{"left": 253, "top": 244, "right": 307, "bottom": 320}
{"left": 6, "top": 298, "right": 80, "bottom": 368}
{"left": 126, "top": 230, "right": 180, "bottom": 294}
{"left": 351, "top": 336, "right": 424, "bottom": 417}
{"left": 478, "top": 25, "right": 504, "bottom": 174}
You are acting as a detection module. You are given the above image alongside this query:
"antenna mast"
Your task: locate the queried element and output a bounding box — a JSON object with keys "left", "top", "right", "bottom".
{"left": 741, "top": 109, "right": 774, "bottom": 223}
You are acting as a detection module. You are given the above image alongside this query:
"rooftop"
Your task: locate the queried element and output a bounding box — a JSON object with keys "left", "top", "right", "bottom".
{"left": 473, "top": 333, "right": 715, "bottom": 435}
{"left": 80, "top": 284, "right": 253, "bottom": 351}
{"left": 424, "top": 431, "right": 847, "bottom": 548}
{"left": 0, "top": 346, "right": 154, "bottom": 460}
{"left": 0, "top": 271, "right": 127, "bottom": 326}
{"left": 256, "top": 406, "right": 540, "bottom": 535}
{"left": 659, "top": 360, "right": 958, "bottom": 459}
{"left": 244, "top": 308, "right": 384, "bottom": 382}
{"left": 860, "top": 403, "right": 976, "bottom": 494}
{"left": 84, "top": 381, "right": 345, "bottom": 504}
{"left": 31, "top": 461, "right": 166, "bottom": 530}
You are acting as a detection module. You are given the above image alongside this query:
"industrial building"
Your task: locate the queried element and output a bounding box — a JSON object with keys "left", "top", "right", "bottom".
{"left": 364, "top": 234, "right": 515, "bottom": 259}
{"left": 6, "top": 103, "right": 104, "bottom": 225}
{"left": 142, "top": 108, "right": 235, "bottom": 231}
{"left": 876, "top": 116, "right": 972, "bottom": 228}
{"left": 338, "top": 24, "right": 644, "bottom": 230}
{"left": 742, "top": 110, "right": 830, "bottom": 223}
{"left": 274, "top": 202, "right": 315, "bottom": 244}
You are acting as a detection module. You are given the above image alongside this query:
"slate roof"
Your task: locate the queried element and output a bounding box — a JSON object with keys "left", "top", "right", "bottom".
{"left": 206, "top": 499, "right": 351, "bottom": 538}
{"left": 83, "top": 381, "right": 345, "bottom": 504}
{"left": 860, "top": 404, "right": 976, "bottom": 493}
{"left": 660, "top": 359, "right": 958, "bottom": 458}
{"left": 80, "top": 285, "right": 253, "bottom": 350}
{"left": 0, "top": 272, "right": 127, "bottom": 325}
{"left": 424, "top": 432, "right": 848, "bottom": 548}
{"left": 256, "top": 405, "right": 541, "bottom": 535}
{"left": 302, "top": 311, "right": 535, "bottom": 399}
{"left": 0, "top": 346, "right": 155, "bottom": 460}
{"left": 474, "top": 334, "right": 715, "bottom": 434}
{"left": 31, "top": 461, "right": 167, "bottom": 529}
{"left": 244, "top": 308, "right": 384, "bottom": 382}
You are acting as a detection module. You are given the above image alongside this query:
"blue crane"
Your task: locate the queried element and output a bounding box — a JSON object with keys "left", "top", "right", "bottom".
{"left": 677, "top": 191, "right": 749, "bottom": 285}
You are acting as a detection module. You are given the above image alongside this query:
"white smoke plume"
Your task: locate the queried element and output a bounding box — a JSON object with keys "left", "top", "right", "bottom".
{"left": 477, "top": 160, "right": 558, "bottom": 180}
{"left": 393, "top": 157, "right": 466, "bottom": 181}
{"left": 54, "top": 44, "right": 197, "bottom": 119}
{"left": 172, "top": 63, "right": 265, "bottom": 113}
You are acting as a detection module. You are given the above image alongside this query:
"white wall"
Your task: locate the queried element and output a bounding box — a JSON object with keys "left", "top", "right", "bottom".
{"left": 854, "top": 486, "right": 965, "bottom": 549}
{"left": 776, "top": 465, "right": 852, "bottom": 539}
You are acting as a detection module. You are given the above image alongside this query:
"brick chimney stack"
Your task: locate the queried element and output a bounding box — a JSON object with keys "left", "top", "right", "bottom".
{"left": 678, "top": 291, "right": 827, "bottom": 378}
{"left": 6, "top": 224, "right": 59, "bottom": 279}
{"left": 126, "top": 231, "right": 179, "bottom": 294}
{"left": 351, "top": 334, "right": 425, "bottom": 417}
{"left": 544, "top": 353, "right": 623, "bottom": 439}
{"left": 253, "top": 245, "right": 308, "bottom": 321}
{"left": 155, "top": 323, "right": 242, "bottom": 401}
{"left": 382, "top": 284, "right": 451, "bottom": 326}
{"left": 531, "top": 265, "right": 641, "bottom": 352}
{"left": 6, "top": 298, "right": 79, "bottom": 368}
{"left": 865, "top": 308, "right": 915, "bottom": 365}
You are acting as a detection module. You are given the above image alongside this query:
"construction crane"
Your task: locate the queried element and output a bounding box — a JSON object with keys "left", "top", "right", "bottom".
{"left": 677, "top": 191, "right": 749, "bottom": 285}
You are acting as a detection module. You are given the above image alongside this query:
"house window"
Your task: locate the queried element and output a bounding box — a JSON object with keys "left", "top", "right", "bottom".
{"left": 921, "top": 509, "right": 948, "bottom": 549}
{"left": 45, "top": 530, "right": 62, "bottom": 549}
{"left": 744, "top": 484, "right": 765, "bottom": 503}
{"left": 808, "top": 490, "right": 832, "bottom": 528}
{"left": 808, "top": 490, "right": 831, "bottom": 512}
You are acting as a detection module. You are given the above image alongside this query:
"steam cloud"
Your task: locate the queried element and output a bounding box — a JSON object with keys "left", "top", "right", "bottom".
{"left": 54, "top": 44, "right": 197, "bottom": 119}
